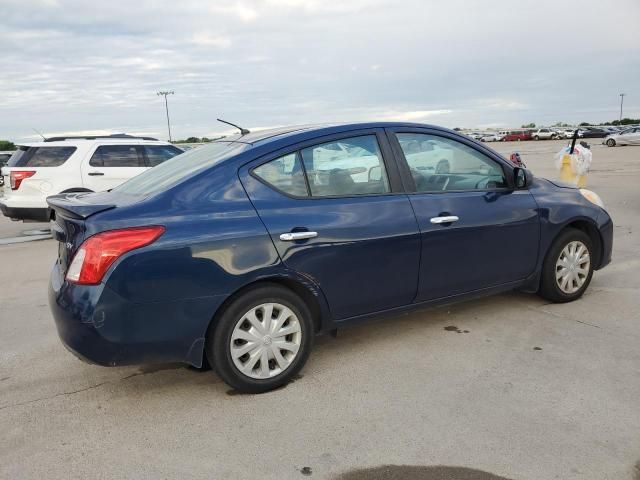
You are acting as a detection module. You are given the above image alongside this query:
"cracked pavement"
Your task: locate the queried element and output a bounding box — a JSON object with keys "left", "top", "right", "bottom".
{"left": 0, "top": 140, "right": 639, "bottom": 479}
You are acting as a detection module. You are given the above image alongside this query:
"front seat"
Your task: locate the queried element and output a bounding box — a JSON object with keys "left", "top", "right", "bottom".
{"left": 328, "top": 169, "right": 356, "bottom": 196}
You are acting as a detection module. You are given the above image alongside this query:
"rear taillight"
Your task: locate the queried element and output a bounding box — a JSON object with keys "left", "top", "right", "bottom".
{"left": 10, "top": 170, "right": 36, "bottom": 190}
{"left": 66, "top": 226, "right": 165, "bottom": 285}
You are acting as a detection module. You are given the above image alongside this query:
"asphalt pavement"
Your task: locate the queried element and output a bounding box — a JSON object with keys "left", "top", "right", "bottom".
{"left": 0, "top": 139, "right": 639, "bottom": 479}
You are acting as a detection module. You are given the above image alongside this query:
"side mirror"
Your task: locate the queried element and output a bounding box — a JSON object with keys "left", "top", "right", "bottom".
{"left": 514, "top": 167, "right": 527, "bottom": 189}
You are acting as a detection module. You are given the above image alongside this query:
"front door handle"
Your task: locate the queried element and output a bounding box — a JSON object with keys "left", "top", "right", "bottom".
{"left": 430, "top": 215, "right": 459, "bottom": 224}
{"left": 88, "top": 172, "right": 104, "bottom": 176}
{"left": 279, "top": 231, "right": 318, "bottom": 241}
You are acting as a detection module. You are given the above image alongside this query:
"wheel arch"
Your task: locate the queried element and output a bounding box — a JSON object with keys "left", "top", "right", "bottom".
{"left": 552, "top": 218, "right": 603, "bottom": 269}
{"left": 204, "top": 273, "right": 331, "bottom": 344}
{"left": 523, "top": 217, "right": 603, "bottom": 295}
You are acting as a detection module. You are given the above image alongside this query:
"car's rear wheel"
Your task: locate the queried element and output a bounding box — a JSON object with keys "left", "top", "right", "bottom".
{"left": 436, "top": 160, "right": 450, "bottom": 174}
{"left": 207, "top": 284, "right": 313, "bottom": 393}
{"left": 539, "top": 228, "right": 594, "bottom": 303}
{"left": 606, "top": 138, "right": 616, "bottom": 147}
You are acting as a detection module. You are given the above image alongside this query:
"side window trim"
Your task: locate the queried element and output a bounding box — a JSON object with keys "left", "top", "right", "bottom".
{"left": 248, "top": 129, "right": 404, "bottom": 199}
{"left": 385, "top": 127, "right": 515, "bottom": 193}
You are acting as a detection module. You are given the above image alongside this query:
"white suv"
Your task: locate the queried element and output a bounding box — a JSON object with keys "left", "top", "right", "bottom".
{"left": 0, "top": 135, "right": 182, "bottom": 222}
{"left": 531, "top": 128, "right": 557, "bottom": 140}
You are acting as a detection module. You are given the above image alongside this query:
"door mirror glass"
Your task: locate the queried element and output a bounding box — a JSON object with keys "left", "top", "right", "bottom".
{"left": 514, "top": 168, "right": 527, "bottom": 189}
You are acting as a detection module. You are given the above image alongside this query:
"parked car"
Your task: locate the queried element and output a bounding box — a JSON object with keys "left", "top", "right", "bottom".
{"left": 0, "top": 135, "right": 183, "bottom": 222}
{"left": 532, "top": 128, "right": 557, "bottom": 140}
{"left": 0, "top": 151, "right": 14, "bottom": 187}
{"left": 397, "top": 136, "right": 455, "bottom": 173}
{"left": 561, "top": 129, "right": 582, "bottom": 139}
{"left": 603, "top": 127, "right": 640, "bottom": 147}
{"left": 502, "top": 130, "right": 532, "bottom": 141}
{"left": 48, "top": 122, "right": 613, "bottom": 393}
{"left": 465, "top": 132, "right": 484, "bottom": 141}
{"left": 578, "top": 127, "right": 609, "bottom": 138}
{"left": 480, "top": 133, "right": 503, "bottom": 142}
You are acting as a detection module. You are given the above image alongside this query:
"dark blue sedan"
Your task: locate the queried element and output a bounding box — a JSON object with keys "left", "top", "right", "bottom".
{"left": 48, "top": 123, "right": 613, "bottom": 393}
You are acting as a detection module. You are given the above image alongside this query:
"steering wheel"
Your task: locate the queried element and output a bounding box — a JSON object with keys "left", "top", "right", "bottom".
{"left": 474, "top": 176, "right": 492, "bottom": 189}
{"left": 425, "top": 174, "right": 449, "bottom": 190}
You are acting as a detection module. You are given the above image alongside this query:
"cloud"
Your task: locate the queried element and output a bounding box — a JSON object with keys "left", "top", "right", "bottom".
{"left": 209, "top": 2, "right": 259, "bottom": 22}
{"left": 190, "top": 33, "right": 233, "bottom": 48}
{"left": 379, "top": 110, "right": 453, "bottom": 122}
{"left": 0, "top": 0, "right": 639, "bottom": 141}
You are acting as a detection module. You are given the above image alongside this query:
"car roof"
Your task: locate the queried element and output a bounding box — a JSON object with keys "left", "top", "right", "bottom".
{"left": 214, "top": 121, "right": 454, "bottom": 146}
{"left": 16, "top": 139, "right": 174, "bottom": 148}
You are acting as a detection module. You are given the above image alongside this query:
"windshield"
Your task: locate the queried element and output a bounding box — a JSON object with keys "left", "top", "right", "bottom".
{"left": 114, "top": 141, "right": 249, "bottom": 196}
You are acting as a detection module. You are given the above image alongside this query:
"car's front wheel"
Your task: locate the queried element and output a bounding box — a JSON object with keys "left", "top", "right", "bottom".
{"left": 207, "top": 284, "right": 313, "bottom": 393}
{"left": 539, "top": 228, "right": 594, "bottom": 303}
{"left": 606, "top": 138, "right": 616, "bottom": 147}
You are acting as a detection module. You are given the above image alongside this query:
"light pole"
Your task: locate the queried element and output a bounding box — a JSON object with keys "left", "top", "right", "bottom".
{"left": 157, "top": 91, "right": 174, "bottom": 142}
{"left": 619, "top": 93, "right": 626, "bottom": 122}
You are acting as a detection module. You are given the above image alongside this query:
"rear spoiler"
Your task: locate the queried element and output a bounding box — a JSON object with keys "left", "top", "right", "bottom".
{"left": 47, "top": 193, "right": 116, "bottom": 220}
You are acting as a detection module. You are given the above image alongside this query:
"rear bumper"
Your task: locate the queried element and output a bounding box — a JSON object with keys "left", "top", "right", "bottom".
{"left": 0, "top": 203, "right": 50, "bottom": 222}
{"left": 48, "top": 262, "right": 222, "bottom": 368}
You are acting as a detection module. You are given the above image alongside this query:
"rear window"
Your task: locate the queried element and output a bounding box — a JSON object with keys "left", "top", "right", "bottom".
{"left": 114, "top": 141, "right": 249, "bottom": 196}
{"left": 144, "top": 145, "right": 183, "bottom": 167}
{"left": 8, "top": 146, "right": 76, "bottom": 167}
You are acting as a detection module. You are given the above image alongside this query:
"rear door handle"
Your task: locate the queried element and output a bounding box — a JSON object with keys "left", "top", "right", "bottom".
{"left": 88, "top": 172, "right": 104, "bottom": 176}
{"left": 279, "top": 231, "right": 318, "bottom": 241}
{"left": 430, "top": 215, "right": 459, "bottom": 224}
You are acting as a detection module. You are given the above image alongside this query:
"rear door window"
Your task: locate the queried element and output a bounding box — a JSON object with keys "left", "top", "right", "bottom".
{"left": 253, "top": 153, "right": 309, "bottom": 197}
{"left": 89, "top": 145, "right": 143, "bottom": 167}
{"left": 143, "top": 145, "right": 183, "bottom": 167}
{"left": 300, "top": 135, "right": 390, "bottom": 197}
{"left": 8, "top": 146, "right": 76, "bottom": 167}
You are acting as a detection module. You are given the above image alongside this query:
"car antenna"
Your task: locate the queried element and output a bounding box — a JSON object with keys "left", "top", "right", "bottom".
{"left": 32, "top": 128, "right": 47, "bottom": 141}
{"left": 216, "top": 118, "right": 250, "bottom": 135}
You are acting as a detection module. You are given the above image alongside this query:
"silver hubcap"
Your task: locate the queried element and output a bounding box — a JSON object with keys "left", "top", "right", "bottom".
{"left": 230, "top": 303, "right": 302, "bottom": 379}
{"left": 555, "top": 241, "right": 590, "bottom": 294}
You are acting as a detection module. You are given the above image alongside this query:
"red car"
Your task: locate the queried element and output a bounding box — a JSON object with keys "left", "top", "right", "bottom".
{"left": 502, "top": 130, "right": 532, "bottom": 142}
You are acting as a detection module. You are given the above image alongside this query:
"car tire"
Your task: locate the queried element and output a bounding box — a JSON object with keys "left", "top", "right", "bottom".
{"left": 436, "top": 160, "right": 450, "bottom": 174}
{"left": 534, "top": 135, "right": 539, "bottom": 140}
{"left": 538, "top": 228, "right": 594, "bottom": 303}
{"left": 207, "top": 284, "right": 314, "bottom": 393}
{"left": 606, "top": 139, "right": 616, "bottom": 147}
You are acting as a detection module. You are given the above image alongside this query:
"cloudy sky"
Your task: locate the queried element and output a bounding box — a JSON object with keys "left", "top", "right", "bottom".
{"left": 1, "top": 0, "right": 639, "bottom": 141}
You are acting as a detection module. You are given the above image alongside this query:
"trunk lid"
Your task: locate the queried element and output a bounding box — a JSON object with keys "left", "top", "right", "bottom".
{"left": 47, "top": 191, "right": 116, "bottom": 219}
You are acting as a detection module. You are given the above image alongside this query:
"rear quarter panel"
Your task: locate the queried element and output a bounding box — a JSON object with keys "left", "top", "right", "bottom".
{"left": 94, "top": 165, "right": 282, "bottom": 300}
{"left": 75, "top": 164, "right": 290, "bottom": 355}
